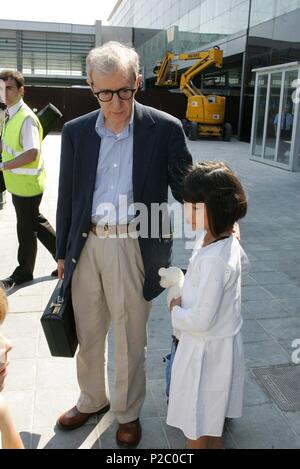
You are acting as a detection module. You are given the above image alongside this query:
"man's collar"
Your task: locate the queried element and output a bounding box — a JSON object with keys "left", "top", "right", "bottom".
{"left": 95, "top": 106, "right": 134, "bottom": 138}
{"left": 8, "top": 98, "right": 24, "bottom": 119}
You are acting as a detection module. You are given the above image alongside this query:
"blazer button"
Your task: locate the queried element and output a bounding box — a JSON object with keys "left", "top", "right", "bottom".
{"left": 72, "top": 258, "right": 77, "bottom": 264}
{"left": 82, "top": 233, "right": 88, "bottom": 238}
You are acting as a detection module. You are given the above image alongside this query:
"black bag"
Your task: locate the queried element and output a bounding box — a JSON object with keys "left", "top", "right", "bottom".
{"left": 0, "top": 171, "right": 6, "bottom": 193}
{"left": 37, "top": 103, "right": 62, "bottom": 138}
{"left": 41, "top": 280, "right": 78, "bottom": 357}
{"left": 163, "top": 335, "right": 179, "bottom": 399}
{"left": 0, "top": 152, "right": 6, "bottom": 194}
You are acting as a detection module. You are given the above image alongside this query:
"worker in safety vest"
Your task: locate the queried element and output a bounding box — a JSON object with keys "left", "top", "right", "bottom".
{"left": 0, "top": 70, "right": 57, "bottom": 291}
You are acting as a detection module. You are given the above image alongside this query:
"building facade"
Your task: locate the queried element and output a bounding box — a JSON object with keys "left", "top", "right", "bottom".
{"left": 109, "top": 0, "right": 300, "bottom": 141}
{"left": 0, "top": 19, "right": 137, "bottom": 125}
{"left": 1, "top": 1, "right": 300, "bottom": 141}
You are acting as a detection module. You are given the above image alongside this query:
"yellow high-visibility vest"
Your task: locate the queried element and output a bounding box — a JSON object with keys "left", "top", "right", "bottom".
{"left": 2, "top": 102, "right": 45, "bottom": 196}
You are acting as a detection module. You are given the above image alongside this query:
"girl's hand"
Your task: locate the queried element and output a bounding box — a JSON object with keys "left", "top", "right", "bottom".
{"left": 57, "top": 259, "right": 65, "bottom": 280}
{"left": 169, "top": 297, "right": 181, "bottom": 312}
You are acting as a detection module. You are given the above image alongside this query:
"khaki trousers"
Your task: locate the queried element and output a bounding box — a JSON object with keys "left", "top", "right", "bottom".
{"left": 71, "top": 232, "right": 151, "bottom": 423}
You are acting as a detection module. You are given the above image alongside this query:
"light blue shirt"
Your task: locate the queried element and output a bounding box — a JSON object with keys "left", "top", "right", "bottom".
{"left": 91, "top": 110, "right": 134, "bottom": 225}
{"left": 274, "top": 112, "right": 293, "bottom": 131}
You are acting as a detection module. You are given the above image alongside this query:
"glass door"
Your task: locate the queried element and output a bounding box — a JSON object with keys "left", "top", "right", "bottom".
{"left": 264, "top": 72, "right": 282, "bottom": 162}
{"left": 251, "top": 64, "right": 300, "bottom": 171}
{"left": 252, "top": 74, "right": 268, "bottom": 158}
{"left": 275, "top": 69, "right": 298, "bottom": 167}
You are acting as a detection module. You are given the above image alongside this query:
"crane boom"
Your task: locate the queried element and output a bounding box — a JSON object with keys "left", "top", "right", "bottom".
{"left": 153, "top": 46, "right": 232, "bottom": 142}
{"left": 154, "top": 47, "right": 223, "bottom": 98}
{"left": 154, "top": 52, "right": 178, "bottom": 87}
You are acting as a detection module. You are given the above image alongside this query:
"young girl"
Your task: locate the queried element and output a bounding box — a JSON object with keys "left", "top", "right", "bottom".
{"left": 167, "top": 161, "right": 249, "bottom": 450}
{"left": 0, "top": 288, "right": 24, "bottom": 449}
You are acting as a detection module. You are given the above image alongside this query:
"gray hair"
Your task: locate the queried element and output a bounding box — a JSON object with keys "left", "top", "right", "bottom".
{"left": 86, "top": 41, "right": 139, "bottom": 84}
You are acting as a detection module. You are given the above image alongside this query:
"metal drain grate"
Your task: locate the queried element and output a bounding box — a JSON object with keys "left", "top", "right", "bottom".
{"left": 252, "top": 364, "right": 300, "bottom": 412}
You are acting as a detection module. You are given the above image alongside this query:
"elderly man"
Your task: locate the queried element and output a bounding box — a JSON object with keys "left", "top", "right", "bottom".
{"left": 56, "top": 41, "right": 192, "bottom": 447}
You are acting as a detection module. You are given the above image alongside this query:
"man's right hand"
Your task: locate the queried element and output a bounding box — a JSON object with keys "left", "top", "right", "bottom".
{"left": 57, "top": 259, "right": 65, "bottom": 280}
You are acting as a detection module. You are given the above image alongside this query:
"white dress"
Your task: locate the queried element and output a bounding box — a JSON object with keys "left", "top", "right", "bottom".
{"left": 166, "top": 235, "right": 249, "bottom": 440}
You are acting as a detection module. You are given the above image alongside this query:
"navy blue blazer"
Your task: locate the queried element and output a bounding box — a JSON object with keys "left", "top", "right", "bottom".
{"left": 56, "top": 101, "right": 193, "bottom": 301}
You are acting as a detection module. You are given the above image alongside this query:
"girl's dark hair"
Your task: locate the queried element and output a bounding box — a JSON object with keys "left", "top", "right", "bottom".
{"left": 183, "top": 161, "right": 248, "bottom": 237}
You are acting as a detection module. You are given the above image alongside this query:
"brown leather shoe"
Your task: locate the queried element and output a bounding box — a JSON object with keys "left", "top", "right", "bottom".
{"left": 116, "top": 419, "right": 141, "bottom": 448}
{"left": 57, "top": 404, "right": 110, "bottom": 431}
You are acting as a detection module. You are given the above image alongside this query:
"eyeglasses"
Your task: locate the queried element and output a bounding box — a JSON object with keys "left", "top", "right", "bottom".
{"left": 92, "top": 87, "right": 136, "bottom": 102}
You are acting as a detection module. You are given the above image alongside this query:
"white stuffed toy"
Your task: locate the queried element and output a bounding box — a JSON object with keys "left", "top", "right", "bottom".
{"left": 158, "top": 267, "right": 185, "bottom": 309}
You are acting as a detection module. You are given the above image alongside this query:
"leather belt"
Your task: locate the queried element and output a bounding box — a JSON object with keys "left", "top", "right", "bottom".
{"left": 90, "top": 223, "right": 136, "bottom": 238}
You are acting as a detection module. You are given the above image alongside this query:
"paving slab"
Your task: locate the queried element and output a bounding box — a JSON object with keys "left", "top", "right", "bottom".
{"left": 226, "top": 403, "right": 300, "bottom": 449}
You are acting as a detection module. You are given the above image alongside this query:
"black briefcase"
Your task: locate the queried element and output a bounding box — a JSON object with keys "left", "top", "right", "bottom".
{"left": 37, "top": 103, "right": 62, "bottom": 138}
{"left": 41, "top": 280, "right": 78, "bottom": 357}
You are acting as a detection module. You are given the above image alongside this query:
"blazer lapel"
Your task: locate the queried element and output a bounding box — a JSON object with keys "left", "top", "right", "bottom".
{"left": 133, "top": 101, "right": 156, "bottom": 202}
{"left": 83, "top": 111, "right": 101, "bottom": 199}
